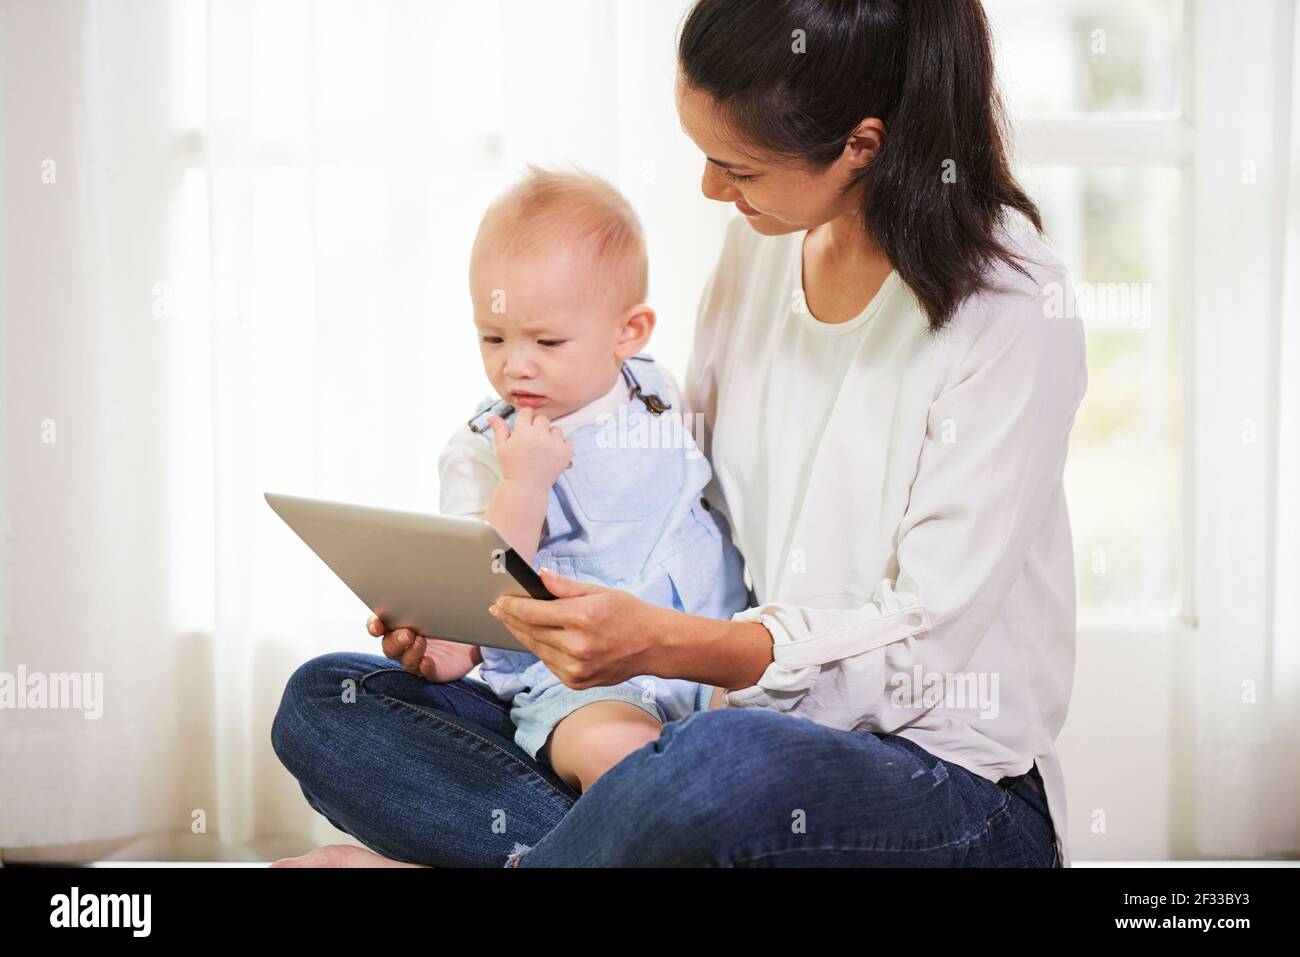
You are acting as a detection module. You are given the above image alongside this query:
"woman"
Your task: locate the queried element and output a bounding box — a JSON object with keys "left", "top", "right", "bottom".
{"left": 270, "top": 0, "right": 1085, "bottom": 868}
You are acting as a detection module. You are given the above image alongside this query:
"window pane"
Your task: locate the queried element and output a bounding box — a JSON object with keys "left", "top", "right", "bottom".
{"left": 986, "top": 0, "right": 1184, "bottom": 114}
{"left": 1019, "top": 165, "right": 1184, "bottom": 617}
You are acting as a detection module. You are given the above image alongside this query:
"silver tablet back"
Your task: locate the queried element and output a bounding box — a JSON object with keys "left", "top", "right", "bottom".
{"left": 265, "top": 492, "right": 534, "bottom": 652}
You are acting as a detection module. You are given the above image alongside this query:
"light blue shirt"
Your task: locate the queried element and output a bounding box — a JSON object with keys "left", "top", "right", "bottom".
{"left": 462, "top": 353, "right": 752, "bottom": 758}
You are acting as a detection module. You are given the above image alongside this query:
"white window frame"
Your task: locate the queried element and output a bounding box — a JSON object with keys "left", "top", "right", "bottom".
{"left": 1013, "top": 0, "right": 1291, "bottom": 651}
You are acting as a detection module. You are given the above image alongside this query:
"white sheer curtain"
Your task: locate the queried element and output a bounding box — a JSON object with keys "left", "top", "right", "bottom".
{"left": 2, "top": 0, "right": 201, "bottom": 856}
{"left": 1186, "top": 0, "right": 1299, "bottom": 861}
{"left": 1265, "top": 0, "right": 1300, "bottom": 858}
{"left": 1, "top": 0, "right": 720, "bottom": 859}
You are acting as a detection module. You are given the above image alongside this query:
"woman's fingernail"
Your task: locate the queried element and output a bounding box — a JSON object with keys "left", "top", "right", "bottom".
{"left": 489, "top": 604, "right": 500, "bottom": 617}
{"left": 540, "top": 567, "right": 553, "bottom": 575}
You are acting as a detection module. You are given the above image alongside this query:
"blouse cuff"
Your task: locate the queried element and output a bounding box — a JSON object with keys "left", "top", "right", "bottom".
{"left": 721, "top": 600, "right": 932, "bottom": 712}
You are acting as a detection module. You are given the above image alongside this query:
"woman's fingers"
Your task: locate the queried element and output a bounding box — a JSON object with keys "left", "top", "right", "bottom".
{"left": 377, "top": 622, "right": 464, "bottom": 680}
{"left": 492, "top": 595, "right": 579, "bottom": 630}
{"left": 367, "top": 615, "right": 385, "bottom": 637}
{"left": 381, "top": 625, "right": 416, "bottom": 661}
{"left": 491, "top": 603, "right": 569, "bottom": 658}
{"left": 400, "top": 634, "right": 427, "bottom": 674}
{"left": 417, "top": 645, "right": 439, "bottom": 682}
{"left": 490, "top": 602, "right": 602, "bottom": 687}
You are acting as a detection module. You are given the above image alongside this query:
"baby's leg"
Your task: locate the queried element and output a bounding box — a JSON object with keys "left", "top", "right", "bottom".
{"left": 543, "top": 700, "right": 663, "bottom": 795}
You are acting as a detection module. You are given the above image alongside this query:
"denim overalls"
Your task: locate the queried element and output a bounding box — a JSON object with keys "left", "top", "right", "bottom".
{"left": 464, "top": 353, "right": 751, "bottom": 761}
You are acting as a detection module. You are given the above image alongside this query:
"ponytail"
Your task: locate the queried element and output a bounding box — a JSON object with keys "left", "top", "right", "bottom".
{"left": 863, "top": 0, "right": 1041, "bottom": 327}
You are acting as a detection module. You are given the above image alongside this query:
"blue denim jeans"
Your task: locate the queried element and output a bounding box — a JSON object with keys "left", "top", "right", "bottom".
{"left": 270, "top": 652, "right": 1059, "bottom": 867}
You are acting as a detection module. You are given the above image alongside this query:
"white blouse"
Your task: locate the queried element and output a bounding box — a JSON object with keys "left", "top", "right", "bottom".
{"left": 684, "top": 213, "right": 1087, "bottom": 867}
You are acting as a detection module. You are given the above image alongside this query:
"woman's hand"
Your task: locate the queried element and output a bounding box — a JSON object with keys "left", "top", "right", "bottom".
{"left": 368, "top": 615, "right": 482, "bottom": 683}
{"left": 489, "top": 568, "right": 668, "bottom": 689}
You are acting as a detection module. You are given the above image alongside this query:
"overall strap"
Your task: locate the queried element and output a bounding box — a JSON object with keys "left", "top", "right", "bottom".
{"left": 466, "top": 352, "right": 671, "bottom": 433}
{"left": 621, "top": 353, "right": 672, "bottom": 415}
{"left": 466, "top": 396, "right": 515, "bottom": 434}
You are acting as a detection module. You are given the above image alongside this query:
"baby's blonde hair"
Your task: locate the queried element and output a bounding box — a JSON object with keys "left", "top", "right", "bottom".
{"left": 474, "top": 164, "right": 648, "bottom": 310}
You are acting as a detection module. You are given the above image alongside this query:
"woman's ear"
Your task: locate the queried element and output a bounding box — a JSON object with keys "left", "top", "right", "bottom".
{"left": 614, "top": 304, "right": 656, "bottom": 360}
{"left": 843, "top": 117, "right": 887, "bottom": 170}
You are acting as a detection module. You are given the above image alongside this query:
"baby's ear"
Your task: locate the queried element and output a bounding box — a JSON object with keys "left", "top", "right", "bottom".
{"left": 615, "top": 303, "right": 656, "bottom": 355}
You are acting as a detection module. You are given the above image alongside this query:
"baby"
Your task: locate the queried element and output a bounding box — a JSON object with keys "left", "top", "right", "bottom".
{"left": 436, "top": 165, "right": 750, "bottom": 795}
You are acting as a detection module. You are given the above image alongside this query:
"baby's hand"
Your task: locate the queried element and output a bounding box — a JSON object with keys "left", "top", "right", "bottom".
{"left": 486, "top": 408, "right": 574, "bottom": 492}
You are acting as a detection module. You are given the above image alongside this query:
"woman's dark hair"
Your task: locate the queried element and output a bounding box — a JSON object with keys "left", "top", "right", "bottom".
{"left": 677, "top": 0, "right": 1042, "bottom": 332}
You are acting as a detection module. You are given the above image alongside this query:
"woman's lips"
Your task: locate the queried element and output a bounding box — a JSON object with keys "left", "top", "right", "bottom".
{"left": 511, "top": 392, "right": 546, "bottom": 408}
{"left": 735, "top": 199, "right": 760, "bottom": 217}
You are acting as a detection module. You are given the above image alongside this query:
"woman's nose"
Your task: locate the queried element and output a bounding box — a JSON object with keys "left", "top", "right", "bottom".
{"left": 701, "top": 162, "right": 739, "bottom": 202}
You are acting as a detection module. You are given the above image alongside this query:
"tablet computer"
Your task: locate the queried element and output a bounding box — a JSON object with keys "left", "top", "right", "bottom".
{"left": 265, "top": 491, "right": 555, "bottom": 652}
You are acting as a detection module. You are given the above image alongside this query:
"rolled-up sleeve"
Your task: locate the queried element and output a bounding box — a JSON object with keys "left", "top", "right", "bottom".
{"left": 721, "top": 281, "right": 1087, "bottom": 732}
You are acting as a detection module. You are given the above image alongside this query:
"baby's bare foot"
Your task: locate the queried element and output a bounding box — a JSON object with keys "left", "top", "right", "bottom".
{"left": 268, "top": 843, "right": 424, "bottom": 868}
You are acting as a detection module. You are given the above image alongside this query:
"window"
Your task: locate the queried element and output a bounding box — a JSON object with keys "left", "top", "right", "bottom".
{"left": 985, "top": 0, "right": 1191, "bottom": 625}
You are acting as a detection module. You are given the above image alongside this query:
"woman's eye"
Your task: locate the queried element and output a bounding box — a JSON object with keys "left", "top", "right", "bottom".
{"left": 538, "top": 340, "right": 565, "bottom": 348}
{"left": 481, "top": 336, "right": 503, "bottom": 344}
{"left": 723, "top": 170, "right": 755, "bottom": 183}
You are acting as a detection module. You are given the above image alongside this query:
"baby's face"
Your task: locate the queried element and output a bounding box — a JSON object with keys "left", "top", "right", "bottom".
{"left": 469, "top": 241, "right": 633, "bottom": 420}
